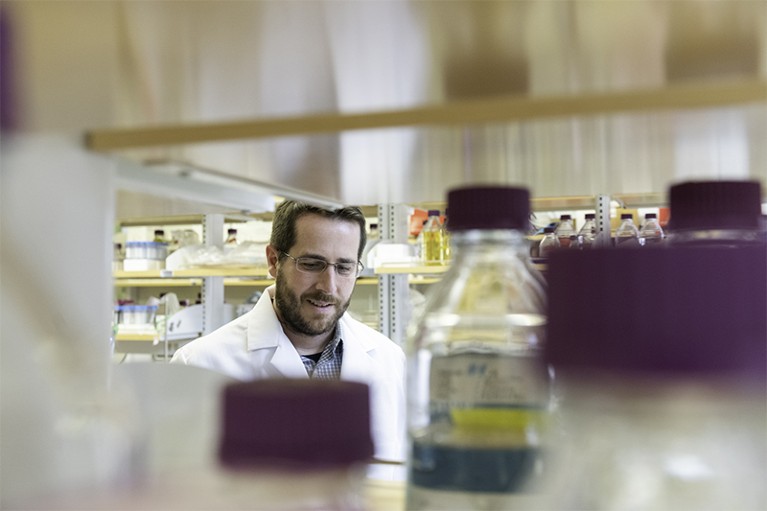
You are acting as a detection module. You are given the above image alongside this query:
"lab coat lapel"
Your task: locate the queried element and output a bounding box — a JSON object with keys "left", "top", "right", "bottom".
{"left": 267, "top": 337, "right": 308, "bottom": 378}
{"left": 246, "top": 287, "right": 308, "bottom": 379}
{"left": 339, "top": 321, "right": 377, "bottom": 385}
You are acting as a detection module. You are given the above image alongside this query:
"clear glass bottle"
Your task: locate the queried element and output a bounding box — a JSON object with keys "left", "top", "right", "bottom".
{"left": 406, "top": 186, "right": 550, "bottom": 511}
{"left": 614, "top": 213, "right": 640, "bottom": 248}
{"left": 667, "top": 180, "right": 765, "bottom": 247}
{"left": 440, "top": 209, "right": 452, "bottom": 264}
{"left": 225, "top": 228, "right": 238, "bottom": 245}
{"left": 217, "top": 379, "right": 373, "bottom": 511}
{"left": 577, "top": 213, "right": 597, "bottom": 249}
{"left": 544, "top": 246, "right": 767, "bottom": 511}
{"left": 538, "top": 226, "right": 560, "bottom": 258}
{"left": 638, "top": 213, "right": 664, "bottom": 245}
{"left": 153, "top": 229, "right": 166, "bottom": 243}
{"left": 421, "top": 209, "right": 444, "bottom": 265}
{"left": 554, "top": 214, "right": 575, "bottom": 249}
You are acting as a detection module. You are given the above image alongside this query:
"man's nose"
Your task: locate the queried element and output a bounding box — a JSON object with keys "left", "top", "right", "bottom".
{"left": 314, "top": 265, "right": 338, "bottom": 292}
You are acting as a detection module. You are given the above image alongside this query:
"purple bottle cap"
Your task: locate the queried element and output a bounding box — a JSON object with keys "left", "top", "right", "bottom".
{"left": 446, "top": 185, "right": 530, "bottom": 231}
{"left": 669, "top": 180, "right": 762, "bottom": 230}
{"left": 545, "top": 246, "right": 767, "bottom": 380}
{"left": 219, "top": 379, "right": 374, "bottom": 468}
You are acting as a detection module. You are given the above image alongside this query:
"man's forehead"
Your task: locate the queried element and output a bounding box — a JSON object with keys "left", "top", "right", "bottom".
{"left": 293, "top": 215, "right": 360, "bottom": 255}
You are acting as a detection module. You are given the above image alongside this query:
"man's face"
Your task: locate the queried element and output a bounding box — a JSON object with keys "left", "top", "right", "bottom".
{"left": 271, "top": 214, "right": 361, "bottom": 338}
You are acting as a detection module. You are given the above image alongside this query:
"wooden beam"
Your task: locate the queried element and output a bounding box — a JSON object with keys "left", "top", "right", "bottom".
{"left": 85, "top": 80, "right": 767, "bottom": 151}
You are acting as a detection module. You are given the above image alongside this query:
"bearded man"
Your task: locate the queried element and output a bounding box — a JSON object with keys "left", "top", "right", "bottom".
{"left": 171, "top": 200, "right": 405, "bottom": 462}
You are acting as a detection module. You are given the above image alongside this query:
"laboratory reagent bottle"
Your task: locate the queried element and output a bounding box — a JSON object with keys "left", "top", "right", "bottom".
{"left": 577, "top": 213, "right": 597, "bottom": 249}
{"left": 554, "top": 214, "right": 575, "bottom": 249}
{"left": 667, "top": 180, "right": 765, "bottom": 246}
{"left": 218, "top": 379, "right": 373, "bottom": 511}
{"left": 638, "top": 213, "right": 664, "bottom": 245}
{"left": 421, "top": 209, "right": 444, "bottom": 265}
{"left": 440, "top": 210, "right": 451, "bottom": 263}
{"left": 406, "top": 185, "right": 550, "bottom": 511}
{"left": 538, "top": 226, "right": 560, "bottom": 258}
{"left": 614, "top": 213, "right": 640, "bottom": 248}
{"left": 544, "top": 246, "right": 766, "bottom": 511}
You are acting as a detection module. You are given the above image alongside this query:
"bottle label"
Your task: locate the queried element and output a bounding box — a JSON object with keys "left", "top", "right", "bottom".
{"left": 429, "top": 353, "right": 548, "bottom": 433}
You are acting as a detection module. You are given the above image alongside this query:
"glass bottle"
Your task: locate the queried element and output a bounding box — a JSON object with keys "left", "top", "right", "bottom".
{"left": 440, "top": 209, "right": 451, "bottom": 264}
{"left": 667, "top": 180, "right": 765, "bottom": 246}
{"left": 577, "top": 213, "right": 597, "bottom": 249}
{"left": 614, "top": 214, "right": 640, "bottom": 248}
{"left": 225, "top": 228, "right": 238, "bottom": 245}
{"left": 406, "top": 185, "right": 550, "bottom": 511}
{"left": 217, "top": 379, "right": 373, "bottom": 511}
{"left": 544, "top": 245, "right": 767, "bottom": 511}
{"left": 638, "top": 213, "right": 664, "bottom": 245}
{"left": 153, "top": 229, "right": 166, "bottom": 243}
{"left": 538, "top": 226, "right": 560, "bottom": 258}
{"left": 421, "top": 209, "right": 444, "bottom": 266}
{"left": 554, "top": 215, "right": 575, "bottom": 249}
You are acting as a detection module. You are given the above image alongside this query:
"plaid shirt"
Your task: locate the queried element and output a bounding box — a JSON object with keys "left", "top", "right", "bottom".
{"left": 299, "top": 324, "right": 343, "bottom": 379}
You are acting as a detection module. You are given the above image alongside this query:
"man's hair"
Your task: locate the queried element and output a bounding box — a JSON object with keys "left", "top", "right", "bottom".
{"left": 270, "top": 200, "right": 367, "bottom": 260}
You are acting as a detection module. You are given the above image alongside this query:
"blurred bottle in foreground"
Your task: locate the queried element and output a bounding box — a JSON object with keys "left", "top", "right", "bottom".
{"left": 544, "top": 246, "right": 766, "bottom": 511}
{"left": 667, "top": 180, "right": 764, "bottom": 247}
{"left": 219, "top": 379, "right": 373, "bottom": 511}
{"left": 406, "top": 185, "right": 550, "bottom": 511}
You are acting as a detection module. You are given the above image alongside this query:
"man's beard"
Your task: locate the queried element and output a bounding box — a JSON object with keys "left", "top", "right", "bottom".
{"left": 274, "top": 272, "right": 351, "bottom": 337}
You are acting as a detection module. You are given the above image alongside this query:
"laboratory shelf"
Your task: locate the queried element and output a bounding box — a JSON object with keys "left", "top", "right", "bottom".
{"left": 375, "top": 264, "right": 449, "bottom": 275}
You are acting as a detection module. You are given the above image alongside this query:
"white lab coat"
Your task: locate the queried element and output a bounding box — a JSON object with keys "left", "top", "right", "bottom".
{"left": 170, "top": 287, "right": 406, "bottom": 462}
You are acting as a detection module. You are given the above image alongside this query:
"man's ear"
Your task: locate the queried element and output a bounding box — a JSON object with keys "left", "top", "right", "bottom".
{"left": 266, "top": 245, "right": 279, "bottom": 278}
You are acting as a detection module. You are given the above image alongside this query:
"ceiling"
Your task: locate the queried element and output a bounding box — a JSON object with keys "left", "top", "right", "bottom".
{"left": 4, "top": 1, "right": 767, "bottom": 211}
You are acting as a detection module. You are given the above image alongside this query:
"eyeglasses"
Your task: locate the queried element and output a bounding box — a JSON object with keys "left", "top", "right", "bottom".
{"left": 281, "top": 252, "right": 363, "bottom": 278}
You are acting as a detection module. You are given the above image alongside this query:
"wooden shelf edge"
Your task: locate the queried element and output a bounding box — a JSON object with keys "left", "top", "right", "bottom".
{"left": 87, "top": 80, "right": 767, "bottom": 151}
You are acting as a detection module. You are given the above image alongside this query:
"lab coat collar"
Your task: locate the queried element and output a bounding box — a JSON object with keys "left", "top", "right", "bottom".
{"left": 245, "top": 286, "right": 379, "bottom": 383}
{"left": 245, "top": 286, "right": 306, "bottom": 378}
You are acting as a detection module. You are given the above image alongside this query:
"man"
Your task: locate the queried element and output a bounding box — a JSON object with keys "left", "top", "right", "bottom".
{"left": 171, "top": 200, "right": 406, "bottom": 462}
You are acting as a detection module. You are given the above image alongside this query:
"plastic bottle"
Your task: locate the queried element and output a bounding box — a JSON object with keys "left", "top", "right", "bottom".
{"left": 577, "top": 213, "right": 597, "bottom": 249}
{"left": 638, "top": 213, "right": 664, "bottom": 245}
{"left": 538, "top": 226, "right": 560, "bottom": 258}
{"left": 421, "top": 209, "right": 444, "bottom": 265}
{"left": 544, "top": 246, "right": 767, "bottom": 511}
{"left": 667, "top": 180, "right": 764, "bottom": 246}
{"left": 406, "top": 185, "right": 550, "bottom": 511}
{"left": 614, "top": 213, "right": 640, "bottom": 248}
{"left": 217, "top": 379, "right": 373, "bottom": 511}
{"left": 554, "top": 215, "right": 575, "bottom": 249}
